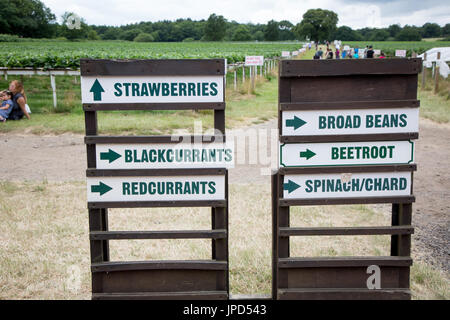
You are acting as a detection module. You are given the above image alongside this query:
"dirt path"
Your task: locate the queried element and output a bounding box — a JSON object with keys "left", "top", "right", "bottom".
{"left": 1, "top": 117, "right": 449, "bottom": 272}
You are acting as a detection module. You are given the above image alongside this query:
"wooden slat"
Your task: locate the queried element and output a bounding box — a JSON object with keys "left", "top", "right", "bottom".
{"left": 280, "top": 99, "right": 420, "bottom": 110}
{"left": 91, "top": 260, "right": 227, "bottom": 272}
{"left": 280, "top": 58, "right": 421, "bottom": 77}
{"left": 278, "top": 256, "right": 412, "bottom": 268}
{"left": 279, "top": 196, "right": 415, "bottom": 207}
{"left": 88, "top": 200, "right": 227, "bottom": 209}
{"left": 85, "top": 135, "right": 224, "bottom": 144}
{"left": 90, "top": 229, "right": 227, "bottom": 240}
{"left": 279, "top": 226, "right": 414, "bottom": 236}
{"left": 278, "top": 164, "right": 416, "bottom": 175}
{"left": 86, "top": 168, "right": 226, "bottom": 177}
{"left": 92, "top": 291, "right": 228, "bottom": 300}
{"left": 278, "top": 288, "right": 411, "bottom": 300}
{"left": 280, "top": 133, "right": 419, "bottom": 143}
{"left": 83, "top": 102, "right": 225, "bottom": 111}
{"left": 81, "top": 58, "right": 226, "bottom": 76}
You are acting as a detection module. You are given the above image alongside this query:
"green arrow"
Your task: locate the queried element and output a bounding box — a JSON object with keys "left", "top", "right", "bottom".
{"left": 91, "top": 182, "right": 112, "bottom": 196}
{"left": 100, "top": 149, "right": 122, "bottom": 163}
{"left": 283, "top": 180, "right": 301, "bottom": 194}
{"left": 90, "top": 79, "right": 105, "bottom": 101}
{"left": 300, "top": 149, "right": 316, "bottom": 160}
{"left": 286, "top": 116, "right": 306, "bottom": 130}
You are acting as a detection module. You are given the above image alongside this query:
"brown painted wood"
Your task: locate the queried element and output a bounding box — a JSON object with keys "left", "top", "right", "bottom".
{"left": 90, "top": 230, "right": 227, "bottom": 240}
{"left": 271, "top": 172, "right": 278, "bottom": 300}
{"left": 92, "top": 291, "right": 228, "bottom": 300}
{"left": 88, "top": 200, "right": 226, "bottom": 209}
{"left": 91, "top": 260, "right": 227, "bottom": 272}
{"left": 280, "top": 133, "right": 419, "bottom": 143}
{"left": 391, "top": 203, "right": 412, "bottom": 257}
{"left": 278, "top": 256, "right": 412, "bottom": 268}
{"left": 279, "top": 58, "right": 421, "bottom": 77}
{"left": 86, "top": 168, "right": 226, "bottom": 177}
{"left": 278, "top": 288, "right": 410, "bottom": 300}
{"left": 83, "top": 102, "right": 225, "bottom": 111}
{"left": 81, "top": 59, "right": 225, "bottom": 76}
{"left": 279, "top": 196, "right": 415, "bottom": 207}
{"left": 279, "top": 226, "right": 414, "bottom": 236}
{"left": 279, "top": 164, "right": 416, "bottom": 175}
{"left": 280, "top": 99, "right": 419, "bottom": 111}
{"left": 85, "top": 135, "right": 224, "bottom": 144}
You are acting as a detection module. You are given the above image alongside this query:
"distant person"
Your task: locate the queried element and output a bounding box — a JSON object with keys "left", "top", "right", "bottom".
{"left": 364, "top": 46, "right": 369, "bottom": 58}
{"left": 379, "top": 51, "right": 386, "bottom": 59}
{"left": 313, "top": 48, "right": 323, "bottom": 60}
{"left": 354, "top": 48, "right": 359, "bottom": 59}
{"left": 0, "top": 90, "right": 14, "bottom": 122}
{"left": 8, "top": 80, "right": 30, "bottom": 120}
{"left": 341, "top": 50, "right": 347, "bottom": 59}
{"left": 366, "top": 45, "right": 375, "bottom": 58}
{"left": 335, "top": 48, "right": 340, "bottom": 59}
{"left": 326, "top": 49, "right": 333, "bottom": 59}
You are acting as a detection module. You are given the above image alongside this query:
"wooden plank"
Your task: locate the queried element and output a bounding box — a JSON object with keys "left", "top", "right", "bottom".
{"left": 90, "top": 229, "right": 227, "bottom": 240}
{"left": 86, "top": 168, "right": 226, "bottom": 177}
{"left": 278, "top": 256, "right": 412, "bottom": 268}
{"left": 80, "top": 59, "right": 226, "bottom": 76}
{"left": 280, "top": 99, "right": 420, "bottom": 111}
{"left": 281, "top": 133, "right": 419, "bottom": 143}
{"left": 91, "top": 260, "right": 227, "bottom": 272}
{"left": 278, "top": 288, "right": 410, "bottom": 300}
{"left": 279, "top": 226, "right": 414, "bottom": 236}
{"left": 279, "top": 164, "right": 416, "bottom": 175}
{"left": 92, "top": 291, "right": 228, "bottom": 300}
{"left": 288, "top": 75, "right": 418, "bottom": 103}
{"left": 279, "top": 196, "right": 415, "bottom": 206}
{"left": 83, "top": 102, "right": 225, "bottom": 111}
{"left": 279, "top": 59, "right": 421, "bottom": 77}
{"left": 88, "top": 200, "right": 227, "bottom": 209}
{"left": 85, "top": 135, "right": 224, "bottom": 144}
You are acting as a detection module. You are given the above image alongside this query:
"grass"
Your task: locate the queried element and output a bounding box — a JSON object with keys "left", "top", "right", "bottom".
{"left": 0, "top": 181, "right": 448, "bottom": 299}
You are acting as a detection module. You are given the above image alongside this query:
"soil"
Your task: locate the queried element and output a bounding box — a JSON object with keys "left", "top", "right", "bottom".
{"left": 1, "top": 117, "right": 449, "bottom": 273}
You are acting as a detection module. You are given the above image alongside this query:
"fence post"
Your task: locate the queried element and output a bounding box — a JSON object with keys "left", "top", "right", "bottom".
{"left": 3, "top": 70, "right": 7, "bottom": 81}
{"left": 50, "top": 73, "right": 57, "bottom": 109}
{"left": 234, "top": 69, "right": 237, "bottom": 91}
{"left": 434, "top": 52, "right": 441, "bottom": 94}
{"left": 251, "top": 66, "right": 255, "bottom": 92}
{"left": 421, "top": 52, "right": 427, "bottom": 89}
{"left": 242, "top": 65, "right": 245, "bottom": 83}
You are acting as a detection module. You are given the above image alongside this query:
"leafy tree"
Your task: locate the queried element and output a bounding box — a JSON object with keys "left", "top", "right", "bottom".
{"left": 422, "top": 23, "right": 441, "bottom": 38}
{"left": 134, "top": 32, "right": 154, "bottom": 42}
{"left": 333, "top": 26, "right": 363, "bottom": 41}
{"left": 253, "top": 30, "right": 264, "bottom": 41}
{"left": 232, "top": 25, "right": 251, "bottom": 41}
{"left": 59, "top": 12, "right": 91, "bottom": 40}
{"left": 396, "top": 25, "right": 422, "bottom": 41}
{"left": 264, "top": 20, "right": 279, "bottom": 41}
{"left": 443, "top": 23, "right": 450, "bottom": 36}
{"left": 0, "top": 0, "right": 56, "bottom": 38}
{"left": 278, "top": 20, "right": 295, "bottom": 40}
{"left": 87, "top": 30, "right": 100, "bottom": 40}
{"left": 294, "top": 9, "right": 338, "bottom": 42}
{"left": 102, "top": 28, "right": 120, "bottom": 40}
{"left": 204, "top": 14, "right": 227, "bottom": 41}
{"left": 370, "top": 29, "right": 390, "bottom": 41}
{"left": 387, "top": 24, "right": 401, "bottom": 38}
{"left": 120, "top": 29, "right": 141, "bottom": 41}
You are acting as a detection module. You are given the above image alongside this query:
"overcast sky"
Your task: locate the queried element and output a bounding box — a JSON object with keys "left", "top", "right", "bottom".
{"left": 41, "top": 0, "right": 449, "bottom": 29}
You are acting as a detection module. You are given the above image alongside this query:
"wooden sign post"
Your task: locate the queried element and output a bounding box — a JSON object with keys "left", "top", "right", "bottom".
{"left": 273, "top": 58, "right": 421, "bottom": 300}
{"left": 82, "top": 59, "right": 229, "bottom": 300}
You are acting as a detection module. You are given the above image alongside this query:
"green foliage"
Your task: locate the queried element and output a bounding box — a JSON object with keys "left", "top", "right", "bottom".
{"left": 422, "top": 23, "right": 441, "bottom": 38}
{"left": 295, "top": 9, "right": 338, "bottom": 42}
{"left": 333, "top": 26, "right": 363, "bottom": 41}
{"left": 204, "top": 14, "right": 227, "bottom": 41}
{"left": 232, "top": 26, "right": 252, "bottom": 41}
{"left": 370, "top": 29, "right": 390, "bottom": 41}
{"left": 253, "top": 31, "right": 264, "bottom": 41}
{"left": 396, "top": 26, "right": 422, "bottom": 41}
{"left": 133, "top": 33, "right": 154, "bottom": 42}
{"left": 264, "top": 20, "right": 279, "bottom": 41}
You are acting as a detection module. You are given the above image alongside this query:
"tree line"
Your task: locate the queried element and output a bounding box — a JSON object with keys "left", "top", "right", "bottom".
{"left": 1, "top": 0, "right": 449, "bottom": 42}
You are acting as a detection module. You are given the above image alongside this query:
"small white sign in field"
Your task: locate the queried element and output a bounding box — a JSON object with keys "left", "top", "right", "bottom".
{"left": 281, "top": 108, "right": 419, "bottom": 136}
{"left": 81, "top": 76, "right": 224, "bottom": 104}
{"left": 245, "top": 56, "right": 264, "bottom": 66}
{"left": 395, "top": 50, "right": 407, "bottom": 57}
{"left": 87, "top": 175, "right": 225, "bottom": 202}
{"left": 283, "top": 171, "right": 412, "bottom": 199}
{"left": 280, "top": 140, "right": 414, "bottom": 167}
{"left": 281, "top": 51, "right": 290, "bottom": 57}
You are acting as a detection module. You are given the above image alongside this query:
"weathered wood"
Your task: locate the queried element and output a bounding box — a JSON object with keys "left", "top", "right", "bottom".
{"left": 279, "top": 196, "right": 415, "bottom": 207}
{"left": 278, "top": 256, "right": 412, "bottom": 268}
{"left": 90, "top": 229, "right": 227, "bottom": 240}
{"left": 280, "top": 133, "right": 419, "bottom": 143}
{"left": 279, "top": 58, "right": 422, "bottom": 77}
{"left": 280, "top": 99, "right": 420, "bottom": 111}
{"left": 278, "top": 288, "right": 410, "bottom": 300}
{"left": 83, "top": 102, "right": 225, "bottom": 111}
{"left": 86, "top": 168, "right": 226, "bottom": 177}
{"left": 88, "top": 200, "right": 227, "bottom": 209}
{"left": 92, "top": 291, "right": 228, "bottom": 300}
{"left": 91, "top": 260, "right": 227, "bottom": 272}
{"left": 81, "top": 59, "right": 226, "bottom": 76}
{"left": 279, "top": 226, "right": 414, "bottom": 236}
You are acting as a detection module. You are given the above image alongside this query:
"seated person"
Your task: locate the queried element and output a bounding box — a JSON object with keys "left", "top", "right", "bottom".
{"left": 0, "top": 90, "right": 14, "bottom": 122}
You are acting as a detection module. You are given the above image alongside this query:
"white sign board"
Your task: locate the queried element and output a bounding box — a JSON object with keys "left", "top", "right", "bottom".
{"left": 245, "top": 56, "right": 264, "bottom": 66}
{"left": 292, "top": 51, "right": 299, "bottom": 56}
{"left": 87, "top": 175, "right": 225, "bottom": 202}
{"left": 374, "top": 49, "right": 381, "bottom": 55}
{"left": 96, "top": 143, "right": 235, "bottom": 169}
{"left": 280, "top": 140, "right": 414, "bottom": 168}
{"left": 344, "top": 45, "right": 350, "bottom": 51}
{"left": 81, "top": 76, "right": 224, "bottom": 104}
{"left": 395, "top": 50, "right": 407, "bottom": 57}
{"left": 282, "top": 51, "right": 290, "bottom": 57}
{"left": 283, "top": 171, "right": 412, "bottom": 199}
{"left": 281, "top": 108, "right": 419, "bottom": 136}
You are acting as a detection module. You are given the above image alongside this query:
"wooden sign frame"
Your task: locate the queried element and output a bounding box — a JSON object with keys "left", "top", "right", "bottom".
{"left": 82, "top": 59, "right": 229, "bottom": 300}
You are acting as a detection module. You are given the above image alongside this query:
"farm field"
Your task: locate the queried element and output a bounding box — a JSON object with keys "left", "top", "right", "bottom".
{"left": 343, "top": 40, "right": 450, "bottom": 57}
{"left": 0, "top": 40, "right": 304, "bottom": 69}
